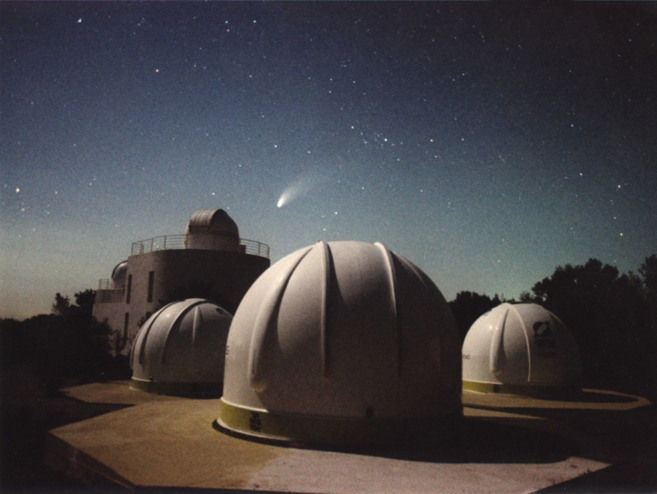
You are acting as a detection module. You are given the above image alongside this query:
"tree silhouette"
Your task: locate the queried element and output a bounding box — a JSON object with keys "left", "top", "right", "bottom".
{"left": 73, "top": 289, "right": 96, "bottom": 318}
{"left": 51, "top": 293, "right": 70, "bottom": 316}
{"left": 639, "top": 254, "right": 657, "bottom": 292}
{"left": 530, "top": 258, "right": 649, "bottom": 393}
{"left": 449, "top": 291, "right": 501, "bottom": 341}
{"left": 3, "top": 290, "right": 128, "bottom": 392}
{"left": 638, "top": 254, "right": 657, "bottom": 398}
{"left": 0, "top": 318, "right": 26, "bottom": 370}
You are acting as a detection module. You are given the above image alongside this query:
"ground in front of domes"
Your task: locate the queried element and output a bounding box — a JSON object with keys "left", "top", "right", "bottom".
{"left": 34, "top": 381, "right": 657, "bottom": 493}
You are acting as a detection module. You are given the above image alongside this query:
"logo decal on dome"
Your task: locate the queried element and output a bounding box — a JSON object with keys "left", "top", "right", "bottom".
{"left": 249, "top": 412, "right": 263, "bottom": 432}
{"left": 533, "top": 320, "right": 556, "bottom": 355}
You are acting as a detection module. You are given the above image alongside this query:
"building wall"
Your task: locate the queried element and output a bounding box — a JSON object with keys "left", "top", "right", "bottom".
{"left": 93, "top": 248, "right": 269, "bottom": 347}
{"left": 92, "top": 290, "right": 126, "bottom": 345}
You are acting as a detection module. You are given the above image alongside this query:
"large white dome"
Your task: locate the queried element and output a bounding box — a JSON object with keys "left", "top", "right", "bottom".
{"left": 216, "top": 240, "right": 462, "bottom": 445}
{"left": 462, "top": 303, "right": 582, "bottom": 396}
{"left": 130, "top": 298, "right": 232, "bottom": 396}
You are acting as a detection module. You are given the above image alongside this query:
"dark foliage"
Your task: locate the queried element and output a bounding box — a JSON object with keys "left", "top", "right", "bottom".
{"left": 1, "top": 290, "right": 131, "bottom": 489}
{"left": 529, "top": 257, "right": 656, "bottom": 398}
{"left": 73, "top": 288, "right": 97, "bottom": 317}
{"left": 640, "top": 254, "right": 657, "bottom": 292}
{"left": 50, "top": 292, "right": 70, "bottom": 316}
{"left": 449, "top": 291, "right": 501, "bottom": 341}
{"left": 0, "top": 318, "right": 27, "bottom": 369}
{"left": 447, "top": 255, "right": 656, "bottom": 398}
{"left": 1, "top": 290, "right": 129, "bottom": 392}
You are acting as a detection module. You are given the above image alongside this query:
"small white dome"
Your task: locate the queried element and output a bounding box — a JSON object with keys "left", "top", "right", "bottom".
{"left": 130, "top": 298, "right": 232, "bottom": 396}
{"left": 109, "top": 260, "right": 128, "bottom": 290}
{"left": 184, "top": 209, "right": 240, "bottom": 251}
{"left": 217, "top": 240, "right": 462, "bottom": 445}
{"left": 462, "top": 303, "right": 582, "bottom": 396}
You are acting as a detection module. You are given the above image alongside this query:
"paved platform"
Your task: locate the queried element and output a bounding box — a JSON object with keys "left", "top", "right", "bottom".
{"left": 45, "top": 381, "right": 656, "bottom": 492}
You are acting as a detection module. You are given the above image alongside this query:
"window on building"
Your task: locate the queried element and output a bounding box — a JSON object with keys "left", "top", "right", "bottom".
{"left": 123, "top": 312, "right": 129, "bottom": 344}
{"left": 126, "top": 274, "right": 132, "bottom": 304}
{"left": 147, "top": 271, "right": 155, "bottom": 303}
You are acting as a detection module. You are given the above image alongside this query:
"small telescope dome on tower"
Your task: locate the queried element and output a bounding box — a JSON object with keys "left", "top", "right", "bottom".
{"left": 184, "top": 209, "right": 240, "bottom": 251}
{"left": 109, "top": 260, "right": 128, "bottom": 290}
{"left": 130, "top": 298, "right": 232, "bottom": 396}
{"left": 216, "top": 240, "right": 462, "bottom": 446}
{"left": 462, "top": 303, "right": 582, "bottom": 397}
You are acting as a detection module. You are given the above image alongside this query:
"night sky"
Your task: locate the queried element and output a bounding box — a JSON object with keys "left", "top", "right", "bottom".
{"left": 2, "top": 2, "right": 656, "bottom": 320}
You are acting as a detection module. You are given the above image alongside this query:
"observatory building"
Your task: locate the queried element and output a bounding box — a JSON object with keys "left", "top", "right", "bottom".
{"left": 130, "top": 298, "right": 232, "bottom": 396}
{"left": 462, "top": 303, "right": 582, "bottom": 396}
{"left": 217, "top": 240, "right": 462, "bottom": 446}
{"left": 93, "top": 209, "right": 269, "bottom": 348}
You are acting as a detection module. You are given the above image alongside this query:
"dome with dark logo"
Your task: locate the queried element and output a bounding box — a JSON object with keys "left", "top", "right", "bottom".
{"left": 462, "top": 303, "right": 582, "bottom": 396}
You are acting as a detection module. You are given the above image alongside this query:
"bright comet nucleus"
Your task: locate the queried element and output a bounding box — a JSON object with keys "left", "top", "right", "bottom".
{"left": 276, "top": 170, "right": 327, "bottom": 209}
{"left": 277, "top": 193, "right": 288, "bottom": 208}
{"left": 276, "top": 187, "right": 295, "bottom": 208}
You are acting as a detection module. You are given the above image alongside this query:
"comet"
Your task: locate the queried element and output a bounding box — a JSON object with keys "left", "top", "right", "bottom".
{"left": 276, "top": 169, "right": 327, "bottom": 208}
{"left": 277, "top": 193, "right": 290, "bottom": 208}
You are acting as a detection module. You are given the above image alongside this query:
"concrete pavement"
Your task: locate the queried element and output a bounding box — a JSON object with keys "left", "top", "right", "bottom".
{"left": 45, "top": 381, "right": 655, "bottom": 492}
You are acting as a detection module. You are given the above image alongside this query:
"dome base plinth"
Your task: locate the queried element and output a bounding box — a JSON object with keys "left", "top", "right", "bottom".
{"left": 130, "top": 377, "right": 222, "bottom": 398}
{"left": 463, "top": 380, "right": 581, "bottom": 399}
{"left": 215, "top": 398, "right": 463, "bottom": 447}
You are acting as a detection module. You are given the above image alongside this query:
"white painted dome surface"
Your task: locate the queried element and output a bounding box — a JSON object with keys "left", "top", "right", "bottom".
{"left": 217, "top": 240, "right": 462, "bottom": 445}
{"left": 130, "top": 298, "right": 232, "bottom": 395}
{"left": 184, "top": 209, "right": 240, "bottom": 250}
{"left": 109, "top": 260, "right": 128, "bottom": 290}
{"left": 462, "top": 303, "right": 582, "bottom": 395}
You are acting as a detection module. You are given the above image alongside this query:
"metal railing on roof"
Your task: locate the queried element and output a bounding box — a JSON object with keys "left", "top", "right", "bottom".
{"left": 130, "top": 234, "right": 269, "bottom": 258}
{"left": 95, "top": 281, "right": 124, "bottom": 304}
{"left": 98, "top": 278, "right": 112, "bottom": 290}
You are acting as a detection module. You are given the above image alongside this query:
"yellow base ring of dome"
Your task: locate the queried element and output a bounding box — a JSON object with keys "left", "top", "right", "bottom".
{"left": 215, "top": 398, "right": 462, "bottom": 447}
{"left": 462, "top": 380, "right": 581, "bottom": 398}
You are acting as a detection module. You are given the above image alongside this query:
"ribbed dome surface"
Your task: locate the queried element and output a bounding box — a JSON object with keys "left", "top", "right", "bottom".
{"left": 130, "top": 298, "right": 232, "bottom": 395}
{"left": 462, "top": 303, "right": 582, "bottom": 395}
{"left": 217, "top": 240, "right": 462, "bottom": 445}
